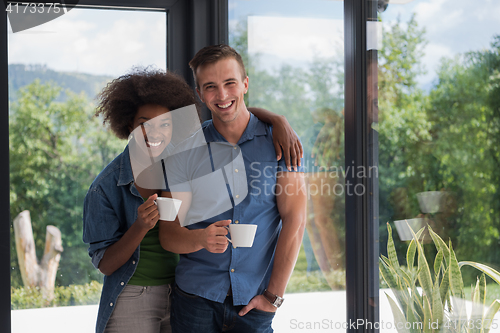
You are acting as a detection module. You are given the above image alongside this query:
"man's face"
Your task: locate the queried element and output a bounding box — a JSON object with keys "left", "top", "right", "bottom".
{"left": 196, "top": 58, "right": 248, "bottom": 125}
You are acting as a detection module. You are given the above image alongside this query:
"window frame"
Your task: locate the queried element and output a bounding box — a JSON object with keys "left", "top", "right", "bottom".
{"left": 1, "top": 0, "right": 377, "bottom": 331}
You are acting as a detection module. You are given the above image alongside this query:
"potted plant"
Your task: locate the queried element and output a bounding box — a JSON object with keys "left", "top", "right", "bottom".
{"left": 380, "top": 223, "right": 500, "bottom": 332}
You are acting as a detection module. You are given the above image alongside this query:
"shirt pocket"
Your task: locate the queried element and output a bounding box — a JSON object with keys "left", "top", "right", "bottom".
{"left": 118, "top": 285, "right": 146, "bottom": 299}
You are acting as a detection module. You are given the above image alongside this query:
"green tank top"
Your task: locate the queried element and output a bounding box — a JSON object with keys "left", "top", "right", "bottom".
{"left": 128, "top": 214, "right": 179, "bottom": 286}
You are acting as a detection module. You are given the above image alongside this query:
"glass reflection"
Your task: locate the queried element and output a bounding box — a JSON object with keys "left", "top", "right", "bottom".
{"left": 378, "top": 0, "right": 500, "bottom": 331}
{"left": 229, "top": 0, "right": 345, "bottom": 331}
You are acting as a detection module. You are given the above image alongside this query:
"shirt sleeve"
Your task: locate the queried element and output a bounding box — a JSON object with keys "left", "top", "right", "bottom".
{"left": 91, "top": 247, "right": 106, "bottom": 269}
{"left": 82, "top": 187, "right": 124, "bottom": 260}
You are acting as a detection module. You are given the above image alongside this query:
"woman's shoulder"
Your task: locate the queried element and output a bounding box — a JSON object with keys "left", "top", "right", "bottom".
{"left": 88, "top": 148, "right": 129, "bottom": 193}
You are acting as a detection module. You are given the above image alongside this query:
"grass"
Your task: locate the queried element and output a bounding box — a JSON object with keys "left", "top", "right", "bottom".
{"left": 286, "top": 244, "right": 345, "bottom": 293}
{"left": 464, "top": 283, "right": 500, "bottom": 308}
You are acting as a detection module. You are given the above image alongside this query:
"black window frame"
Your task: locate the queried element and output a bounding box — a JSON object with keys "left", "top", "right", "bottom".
{"left": 1, "top": 0, "right": 377, "bottom": 332}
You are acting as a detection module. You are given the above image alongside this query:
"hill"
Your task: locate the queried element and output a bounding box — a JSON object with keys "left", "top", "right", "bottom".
{"left": 8, "top": 64, "right": 113, "bottom": 102}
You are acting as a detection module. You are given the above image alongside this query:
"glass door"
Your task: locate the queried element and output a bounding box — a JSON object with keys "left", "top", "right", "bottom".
{"left": 377, "top": 0, "right": 500, "bottom": 331}
{"left": 8, "top": 6, "right": 166, "bottom": 332}
{"left": 229, "top": 1, "right": 347, "bottom": 331}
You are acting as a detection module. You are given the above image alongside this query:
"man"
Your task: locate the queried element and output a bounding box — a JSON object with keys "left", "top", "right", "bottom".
{"left": 159, "top": 44, "right": 306, "bottom": 333}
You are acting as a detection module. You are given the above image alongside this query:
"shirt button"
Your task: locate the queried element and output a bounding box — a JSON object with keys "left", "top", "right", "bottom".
{"left": 121, "top": 282, "right": 124, "bottom": 286}
{"left": 110, "top": 303, "right": 113, "bottom": 307}
{"left": 235, "top": 169, "right": 238, "bottom": 173}
{"left": 231, "top": 269, "right": 235, "bottom": 273}
{"left": 235, "top": 195, "right": 240, "bottom": 199}
{"left": 235, "top": 220, "right": 239, "bottom": 224}
{"left": 234, "top": 146, "right": 238, "bottom": 150}
{"left": 132, "top": 261, "right": 136, "bottom": 264}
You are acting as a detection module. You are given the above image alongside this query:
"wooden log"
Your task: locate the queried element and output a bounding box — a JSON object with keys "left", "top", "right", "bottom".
{"left": 40, "top": 225, "right": 64, "bottom": 301}
{"left": 13, "top": 210, "right": 63, "bottom": 303}
{"left": 13, "top": 211, "right": 40, "bottom": 288}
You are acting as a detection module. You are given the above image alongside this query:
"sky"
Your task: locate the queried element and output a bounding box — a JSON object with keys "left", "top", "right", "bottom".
{"left": 229, "top": 0, "right": 500, "bottom": 89}
{"left": 8, "top": 8, "right": 166, "bottom": 77}
{"left": 380, "top": 0, "right": 500, "bottom": 88}
{"left": 7, "top": 0, "right": 500, "bottom": 89}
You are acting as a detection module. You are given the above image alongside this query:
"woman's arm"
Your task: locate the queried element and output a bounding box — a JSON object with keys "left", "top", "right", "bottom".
{"left": 248, "top": 107, "right": 303, "bottom": 171}
{"left": 97, "top": 194, "right": 160, "bottom": 276}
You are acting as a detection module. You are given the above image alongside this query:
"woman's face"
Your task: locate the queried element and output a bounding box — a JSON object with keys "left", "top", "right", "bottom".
{"left": 130, "top": 104, "right": 172, "bottom": 158}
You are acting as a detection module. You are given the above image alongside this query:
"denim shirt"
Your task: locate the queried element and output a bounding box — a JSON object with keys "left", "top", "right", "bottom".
{"left": 82, "top": 145, "right": 146, "bottom": 333}
{"left": 165, "top": 114, "right": 304, "bottom": 306}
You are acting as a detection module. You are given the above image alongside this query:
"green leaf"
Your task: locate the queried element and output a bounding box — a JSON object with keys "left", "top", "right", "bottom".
{"left": 387, "top": 223, "right": 403, "bottom": 275}
{"left": 408, "top": 226, "right": 434, "bottom": 308}
{"left": 381, "top": 254, "right": 391, "bottom": 267}
{"left": 428, "top": 226, "right": 450, "bottom": 268}
{"left": 432, "top": 277, "right": 444, "bottom": 329}
{"left": 434, "top": 250, "right": 444, "bottom": 280}
{"left": 400, "top": 268, "right": 413, "bottom": 289}
{"left": 459, "top": 261, "right": 500, "bottom": 285}
{"left": 406, "top": 300, "right": 421, "bottom": 333}
{"left": 386, "top": 293, "right": 411, "bottom": 333}
{"left": 479, "top": 273, "right": 486, "bottom": 313}
{"left": 380, "top": 259, "right": 410, "bottom": 312}
{"left": 483, "top": 299, "right": 500, "bottom": 333}
{"left": 469, "top": 276, "right": 484, "bottom": 333}
{"left": 410, "top": 284, "right": 425, "bottom": 322}
{"left": 407, "top": 228, "right": 425, "bottom": 271}
{"left": 448, "top": 242, "right": 466, "bottom": 328}
{"left": 423, "top": 296, "right": 432, "bottom": 333}
{"left": 440, "top": 266, "right": 450, "bottom": 308}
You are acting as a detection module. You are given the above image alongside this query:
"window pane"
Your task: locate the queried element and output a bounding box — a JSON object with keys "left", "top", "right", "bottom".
{"left": 229, "top": 1, "right": 346, "bottom": 331}
{"left": 9, "top": 7, "right": 165, "bottom": 332}
{"left": 377, "top": 0, "right": 500, "bottom": 331}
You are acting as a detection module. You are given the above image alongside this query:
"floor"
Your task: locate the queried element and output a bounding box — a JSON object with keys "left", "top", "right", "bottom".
{"left": 11, "top": 289, "right": 500, "bottom": 332}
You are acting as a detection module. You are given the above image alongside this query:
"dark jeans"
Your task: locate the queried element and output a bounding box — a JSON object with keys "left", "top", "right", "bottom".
{"left": 171, "top": 285, "right": 275, "bottom": 333}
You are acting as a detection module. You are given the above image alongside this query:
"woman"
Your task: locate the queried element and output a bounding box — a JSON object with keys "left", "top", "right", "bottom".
{"left": 82, "top": 67, "right": 302, "bottom": 333}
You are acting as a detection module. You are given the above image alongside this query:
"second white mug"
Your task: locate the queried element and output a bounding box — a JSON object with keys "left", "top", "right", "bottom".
{"left": 226, "top": 224, "right": 257, "bottom": 248}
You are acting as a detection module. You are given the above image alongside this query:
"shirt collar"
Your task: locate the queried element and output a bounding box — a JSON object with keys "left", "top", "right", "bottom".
{"left": 203, "top": 112, "right": 267, "bottom": 144}
{"left": 118, "top": 145, "right": 134, "bottom": 186}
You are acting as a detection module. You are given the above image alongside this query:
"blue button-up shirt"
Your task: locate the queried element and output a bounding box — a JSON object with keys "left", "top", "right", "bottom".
{"left": 165, "top": 113, "right": 304, "bottom": 306}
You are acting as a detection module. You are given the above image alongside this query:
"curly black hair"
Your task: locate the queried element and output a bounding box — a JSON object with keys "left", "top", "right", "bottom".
{"left": 96, "top": 67, "right": 199, "bottom": 140}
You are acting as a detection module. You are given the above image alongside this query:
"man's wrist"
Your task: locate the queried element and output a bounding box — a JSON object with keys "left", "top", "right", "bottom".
{"left": 263, "top": 289, "right": 284, "bottom": 308}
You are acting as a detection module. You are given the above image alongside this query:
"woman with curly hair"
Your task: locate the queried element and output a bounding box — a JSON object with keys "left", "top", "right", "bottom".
{"left": 82, "top": 67, "right": 301, "bottom": 333}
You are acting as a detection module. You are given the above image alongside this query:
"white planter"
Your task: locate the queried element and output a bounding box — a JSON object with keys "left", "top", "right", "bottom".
{"left": 394, "top": 218, "right": 426, "bottom": 241}
{"left": 416, "top": 191, "right": 445, "bottom": 214}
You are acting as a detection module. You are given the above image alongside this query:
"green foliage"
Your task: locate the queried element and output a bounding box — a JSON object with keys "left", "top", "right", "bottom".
{"left": 378, "top": 17, "right": 500, "bottom": 290}
{"left": 426, "top": 43, "right": 500, "bottom": 270}
{"left": 381, "top": 223, "right": 500, "bottom": 333}
{"left": 379, "top": 14, "right": 427, "bottom": 104}
{"left": 9, "top": 80, "right": 124, "bottom": 287}
{"left": 11, "top": 281, "right": 102, "bottom": 309}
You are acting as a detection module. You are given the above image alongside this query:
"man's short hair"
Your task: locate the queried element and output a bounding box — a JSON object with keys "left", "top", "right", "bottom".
{"left": 189, "top": 44, "right": 247, "bottom": 89}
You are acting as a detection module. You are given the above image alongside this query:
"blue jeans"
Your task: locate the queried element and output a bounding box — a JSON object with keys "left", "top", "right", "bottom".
{"left": 171, "top": 285, "right": 275, "bottom": 333}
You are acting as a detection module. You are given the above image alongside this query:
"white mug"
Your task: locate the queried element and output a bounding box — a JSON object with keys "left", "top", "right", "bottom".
{"left": 154, "top": 197, "right": 182, "bottom": 221}
{"left": 226, "top": 224, "right": 257, "bottom": 248}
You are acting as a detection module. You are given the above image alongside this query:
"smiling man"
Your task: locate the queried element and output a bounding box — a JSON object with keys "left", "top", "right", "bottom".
{"left": 158, "top": 44, "right": 307, "bottom": 333}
